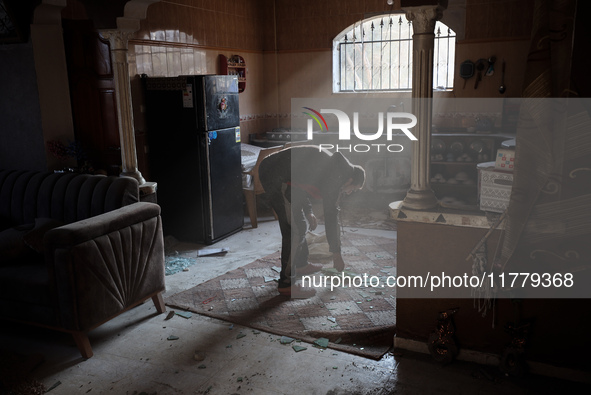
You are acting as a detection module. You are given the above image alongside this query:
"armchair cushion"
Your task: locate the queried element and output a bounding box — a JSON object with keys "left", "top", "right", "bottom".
{"left": 23, "top": 218, "right": 63, "bottom": 254}
{"left": 0, "top": 218, "right": 63, "bottom": 266}
{"left": 0, "top": 224, "right": 39, "bottom": 266}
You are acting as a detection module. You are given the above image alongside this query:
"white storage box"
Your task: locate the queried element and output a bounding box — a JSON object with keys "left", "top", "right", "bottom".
{"left": 495, "top": 148, "right": 515, "bottom": 171}
{"left": 478, "top": 162, "right": 513, "bottom": 213}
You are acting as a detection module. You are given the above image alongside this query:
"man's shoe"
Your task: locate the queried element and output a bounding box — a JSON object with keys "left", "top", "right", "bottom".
{"left": 277, "top": 284, "right": 316, "bottom": 299}
{"left": 333, "top": 262, "right": 345, "bottom": 272}
{"left": 296, "top": 263, "right": 322, "bottom": 276}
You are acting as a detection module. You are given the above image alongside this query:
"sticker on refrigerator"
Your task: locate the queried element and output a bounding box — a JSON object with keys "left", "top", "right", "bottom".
{"left": 217, "top": 97, "right": 229, "bottom": 118}
{"left": 235, "top": 127, "right": 241, "bottom": 143}
{"left": 183, "top": 84, "right": 194, "bottom": 108}
{"left": 208, "top": 131, "right": 218, "bottom": 140}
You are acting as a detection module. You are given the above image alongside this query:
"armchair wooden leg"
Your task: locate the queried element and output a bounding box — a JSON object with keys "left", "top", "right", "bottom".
{"left": 72, "top": 332, "right": 93, "bottom": 359}
{"left": 152, "top": 292, "right": 166, "bottom": 314}
{"left": 244, "top": 190, "right": 258, "bottom": 228}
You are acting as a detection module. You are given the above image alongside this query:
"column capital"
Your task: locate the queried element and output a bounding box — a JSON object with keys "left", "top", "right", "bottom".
{"left": 99, "top": 30, "right": 135, "bottom": 65}
{"left": 99, "top": 29, "right": 134, "bottom": 50}
{"left": 403, "top": 5, "right": 445, "bottom": 34}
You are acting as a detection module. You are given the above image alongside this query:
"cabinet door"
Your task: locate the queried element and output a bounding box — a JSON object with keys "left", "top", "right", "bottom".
{"left": 63, "top": 19, "right": 121, "bottom": 175}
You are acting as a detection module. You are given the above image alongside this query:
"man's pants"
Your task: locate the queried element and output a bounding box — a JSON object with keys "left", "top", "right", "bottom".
{"left": 259, "top": 182, "right": 309, "bottom": 288}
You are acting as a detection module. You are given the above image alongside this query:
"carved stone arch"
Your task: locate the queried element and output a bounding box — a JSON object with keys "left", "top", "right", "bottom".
{"left": 117, "top": 0, "right": 162, "bottom": 32}
{"left": 439, "top": 0, "right": 466, "bottom": 41}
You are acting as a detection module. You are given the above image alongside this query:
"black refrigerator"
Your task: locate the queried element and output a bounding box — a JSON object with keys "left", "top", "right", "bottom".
{"left": 143, "top": 75, "right": 243, "bottom": 244}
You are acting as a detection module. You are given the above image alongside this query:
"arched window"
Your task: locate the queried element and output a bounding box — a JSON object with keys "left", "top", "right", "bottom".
{"left": 333, "top": 14, "right": 456, "bottom": 93}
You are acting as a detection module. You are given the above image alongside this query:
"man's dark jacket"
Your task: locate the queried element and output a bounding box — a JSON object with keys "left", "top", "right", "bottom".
{"left": 259, "top": 146, "right": 358, "bottom": 253}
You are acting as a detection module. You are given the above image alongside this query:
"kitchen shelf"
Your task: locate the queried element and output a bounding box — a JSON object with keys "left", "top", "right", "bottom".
{"left": 430, "top": 132, "right": 513, "bottom": 207}
{"left": 219, "top": 54, "right": 246, "bottom": 93}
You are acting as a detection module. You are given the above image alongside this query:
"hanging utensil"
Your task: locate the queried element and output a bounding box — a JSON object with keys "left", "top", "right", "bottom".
{"left": 460, "top": 60, "right": 474, "bottom": 89}
{"left": 499, "top": 60, "right": 506, "bottom": 94}
{"left": 474, "top": 59, "right": 486, "bottom": 89}
{"left": 486, "top": 56, "right": 496, "bottom": 76}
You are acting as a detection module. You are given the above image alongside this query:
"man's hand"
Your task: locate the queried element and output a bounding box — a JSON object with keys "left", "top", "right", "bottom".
{"left": 333, "top": 252, "right": 345, "bottom": 272}
{"left": 306, "top": 213, "right": 318, "bottom": 231}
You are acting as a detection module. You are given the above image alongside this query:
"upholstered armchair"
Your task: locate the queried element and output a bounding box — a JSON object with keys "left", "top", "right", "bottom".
{"left": 0, "top": 170, "right": 166, "bottom": 358}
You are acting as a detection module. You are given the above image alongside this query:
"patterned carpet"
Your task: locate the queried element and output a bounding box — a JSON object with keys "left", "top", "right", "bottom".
{"left": 165, "top": 232, "right": 396, "bottom": 359}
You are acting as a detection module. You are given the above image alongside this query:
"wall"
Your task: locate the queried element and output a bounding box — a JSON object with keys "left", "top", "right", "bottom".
{"left": 271, "top": 0, "right": 409, "bottom": 129}
{"left": 268, "top": 0, "right": 533, "bottom": 130}
{"left": 130, "top": 47, "right": 267, "bottom": 137}
{"left": 0, "top": 0, "right": 535, "bottom": 173}
{"left": 0, "top": 41, "right": 47, "bottom": 171}
{"left": 273, "top": 0, "right": 402, "bottom": 51}
{"left": 127, "top": 0, "right": 272, "bottom": 145}
{"left": 452, "top": 40, "right": 530, "bottom": 98}
{"left": 452, "top": 0, "right": 534, "bottom": 98}
{"left": 123, "top": 0, "right": 535, "bottom": 201}
{"left": 124, "top": 0, "right": 535, "bottom": 139}
{"left": 127, "top": 0, "right": 415, "bottom": 140}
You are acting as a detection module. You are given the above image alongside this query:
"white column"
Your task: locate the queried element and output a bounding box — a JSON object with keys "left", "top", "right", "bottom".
{"left": 100, "top": 30, "right": 146, "bottom": 185}
{"left": 400, "top": 5, "right": 444, "bottom": 210}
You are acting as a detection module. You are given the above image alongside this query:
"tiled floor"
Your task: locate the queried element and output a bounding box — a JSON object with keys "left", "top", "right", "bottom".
{"left": 1, "top": 214, "right": 588, "bottom": 394}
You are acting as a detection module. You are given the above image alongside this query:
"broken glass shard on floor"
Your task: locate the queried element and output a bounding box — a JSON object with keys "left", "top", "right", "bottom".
{"left": 176, "top": 311, "right": 192, "bottom": 319}
{"left": 165, "top": 255, "right": 197, "bottom": 275}
{"left": 280, "top": 336, "right": 295, "bottom": 344}
{"left": 313, "top": 337, "right": 329, "bottom": 348}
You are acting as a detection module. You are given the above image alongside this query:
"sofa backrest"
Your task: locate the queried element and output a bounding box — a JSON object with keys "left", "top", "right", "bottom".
{"left": 0, "top": 170, "right": 139, "bottom": 227}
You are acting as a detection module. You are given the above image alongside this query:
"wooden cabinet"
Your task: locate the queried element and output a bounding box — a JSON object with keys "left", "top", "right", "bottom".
{"left": 219, "top": 54, "right": 246, "bottom": 93}
{"left": 429, "top": 132, "right": 513, "bottom": 209}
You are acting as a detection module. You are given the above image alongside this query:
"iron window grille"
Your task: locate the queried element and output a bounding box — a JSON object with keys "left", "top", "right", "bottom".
{"left": 333, "top": 14, "right": 456, "bottom": 93}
